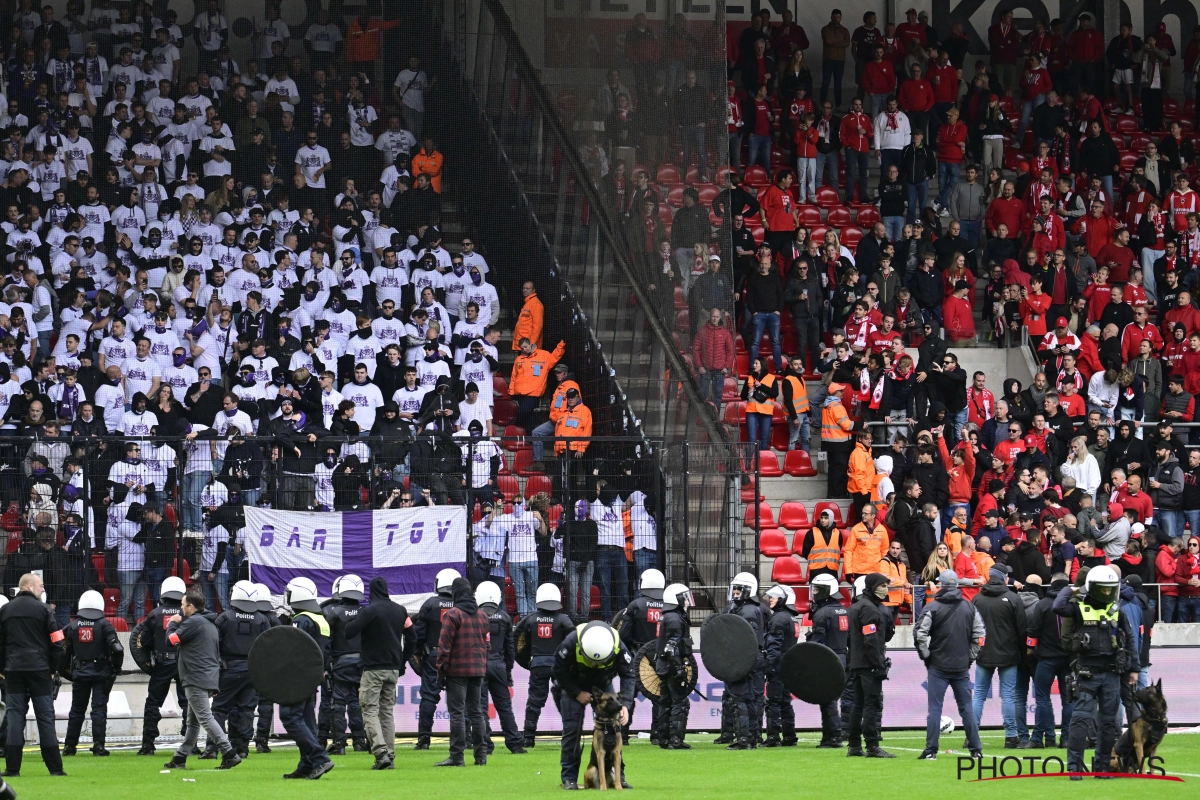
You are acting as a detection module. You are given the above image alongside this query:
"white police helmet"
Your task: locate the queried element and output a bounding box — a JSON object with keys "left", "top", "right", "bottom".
{"left": 476, "top": 581, "right": 502, "bottom": 608}
{"left": 728, "top": 571, "right": 759, "bottom": 602}
{"left": 536, "top": 583, "right": 563, "bottom": 611}
{"left": 853, "top": 575, "right": 867, "bottom": 597}
{"left": 765, "top": 584, "right": 798, "bottom": 612}
{"left": 230, "top": 580, "right": 259, "bottom": 612}
{"left": 662, "top": 583, "right": 693, "bottom": 611}
{"left": 639, "top": 568, "right": 666, "bottom": 600}
{"left": 285, "top": 577, "right": 320, "bottom": 612}
{"left": 160, "top": 576, "right": 187, "bottom": 602}
{"left": 77, "top": 589, "right": 106, "bottom": 620}
{"left": 578, "top": 621, "right": 619, "bottom": 667}
{"left": 254, "top": 583, "right": 273, "bottom": 613}
{"left": 811, "top": 574, "right": 841, "bottom": 602}
{"left": 435, "top": 568, "right": 461, "bottom": 595}
{"left": 334, "top": 574, "right": 365, "bottom": 602}
{"left": 1084, "top": 565, "right": 1121, "bottom": 605}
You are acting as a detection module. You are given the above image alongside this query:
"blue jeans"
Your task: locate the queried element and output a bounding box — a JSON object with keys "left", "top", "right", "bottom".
{"left": 1099, "top": 174, "right": 1114, "bottom": 200}
{"left": 949, "top": 408, "right": 968, "bottom": 444}
{"left": 883, "top": 216, "right": 905, "bottom": 243}
{"left": 1158, "top": 509, "right": 1184, "bottom": 542}
{"left": 1184, "top": 509, "right": 1200, "bottom": 542}
{"left": 926, "top": 668, "right": 981, "bottom": 751}
{"left": 973, "top": 664, "right": 1019, "bottom": 738}
{"left": 182, "top": 470, "right": 211, "bottom": 532}
{"left": 633, "top": 548, "right": 657, "bottom": 578}
{"left": 906, "top": 182, "right": 928, "bottom": 224}
{"left": 880, "top": 149, "right": 902, "bottom": 175}
{"left": 567, "top": 559, "right": 594, "bottom": 621}
{"left": 936, "top": 162, "right": 960, "bottom": 209}
{"left": 820, "top": 59, "right": 844, "bottom": 106}
{"left": 1160, "top": 594, "right": 1178, "bottom": 623}
{"left": 510, "top": 560, "right": 538, "bottom": 617}
{"left": 201, "top": 571, "right": 229, "bottom": 614}
{"left": 530, "top": 420, "right": 556, "bottom": 462}
{"left": 959, "top": 220, "right": 981, "bottom": 251}
{"left": 54, "top": 605, "right": 71, "bottom": 629}
{"left": 788, "top": 412, "right": 810, "bottom": 451}
{"left": 748, "top": 134, "right": 771, "bottom": 176}
{"left": 1178, "top": 596, "right": 1200, "bottom": 622}
{"left": 748, "top": 311, "right": 782, "bottom": 372}
{"left": 747, "top": 413, "right": 772, "bottom": 452}
{"left": 815, "top": 151, "right": 839, "bottom": 192}
{"left": 681, "top": 125, "right": 708, "bottom": 178}
{"left": 594, "top": 546, "right": 628, "bottom": 620}
{"left": 118, "top": 568, "right": 146, "bottom": 620}
{"left": 37, "top": 330, "right": 51, "bottom": 361}
{"left": 700, "top": 370, "right": 724, "bottom": 414}
{"left": 1018, "top": 94, "right": 1046, "bottom": 137}
{"left": 1033, "top": 655, "right": 1073, "bottom": 745}
{"left": 145, "top": 566, "right": 170, "bottom": 606}
{"left": 845, "top": 149, "right": 869, "bottom": 203}
{"left": 241, "top": 488, "right": 260, "bottom": 507}
{"left": 911, "top": 584, "right": 927, "bottom": 620}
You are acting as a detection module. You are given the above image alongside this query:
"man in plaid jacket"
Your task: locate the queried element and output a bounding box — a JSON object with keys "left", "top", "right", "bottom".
{"left": 435, "top": 577, "right": 491, "bottom": 766}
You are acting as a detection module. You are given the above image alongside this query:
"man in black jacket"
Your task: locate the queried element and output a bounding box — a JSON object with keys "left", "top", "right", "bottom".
{"left": 1009, "top": 530, "right": 1052, "bottom": 589}
{"left": 1027, "top": 573, "right": 1073, "bottom": 747}
{"left": 271, "top": 404, "right": 327, "bottom": 510}
{"left": 846, "top": 573, "right": 896, "bottom": 758}
{"left": 805, "top": 575, "right": 852, "bottom": 747}
{"left": 971, "top": 569, "right": 1028, "bottom": 748}
{"left": 743, "top": 250, "right": 786, "bottom": 373}
{"left": 914, "top": 570, "right": 986, "bottom": 759}
{"left": 474, "top": 581, "right": 525, "bottom": 756}
{"left": 674, "top": 70, "right": 710, "bottom": 183}
{"left": 899, "top": 132, "right": 936, "bottom": 225}
{"left": 671, "top": 188, "right": 710, "bottom": 292}
{"left": 0, "top": 572, "right": 65, "bottom": 776}
{"left": 923, "top": 354, "right": 970, "bottom": 444}
{"left": 142, "top": 505, "right": 178, "bottom": 605}
{"left": 343, "top": 576, "right": 414, "bottom": 770}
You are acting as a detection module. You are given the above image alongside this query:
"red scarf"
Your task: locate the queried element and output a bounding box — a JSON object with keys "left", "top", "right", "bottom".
{"left": 886, "top": 110, "right": 901, "bottom": 130}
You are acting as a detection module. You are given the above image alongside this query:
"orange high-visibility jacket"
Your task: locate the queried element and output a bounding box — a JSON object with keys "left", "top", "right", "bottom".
{"left": 845, "top": 521, "right": 888, "bottom": 575}
{"left": 510, "top": 340, "right": 566, "bottom": 398}
{"left": 548, "top": 379, "right": 582, "bottom": 423}
{"left": 847, "top": 440, "right": 876, "bottom": 495}
{"left": 555, "top": 403, "right": 592, "bottom": 454}
{"left": 513, "top": 292, "right": 545, "bottom": 350}
{"left": 877, "top": 557, "right": 911, "bottom": 606}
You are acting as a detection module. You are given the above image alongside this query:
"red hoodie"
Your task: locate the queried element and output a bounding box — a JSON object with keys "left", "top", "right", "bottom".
{"left": 937, "top": 121, "right": 968, "bottom": 163}
{"left": 862, "top": 60, "right": 896, "bottom": 95}
{"left": 938, "top": 437, "right": 976, "bottom": 505}
{"left": 943, "top": 295, "right": 976, "bottom": 342}
{"left": 929, "top": 62, "right": 959, "bottom": 103}
{"left": 1176, "top": 552, "right": 1200, "bottom": 596}
{"left": 1157, "top": 547, "right": 1180, "bottom": 596}
{"left": 899, "top": 78, "right": 935, "bottom": 112}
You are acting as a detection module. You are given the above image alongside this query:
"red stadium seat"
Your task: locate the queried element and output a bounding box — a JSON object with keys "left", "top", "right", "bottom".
{"left": 1110, "top": 134, "right": 1128, "bottom": 153}
{"left": 666, "top": 184, "right": 686, "bottom": 206}
{"left": 760, "top": 529, "right": 792, "bottom": 558}
{"left": 715, "top": 165, "right": 735, "bottom": 185}
{"left": 548, "top": 504, "right": 563, "bottom": 529}
{"left": 741, "top": 485, "right": 763, "bottom": 503}
{"left": 674, "top": 309, "right": 690, "bottom": 332}
{"left": 1129, "top": 133, "right": 1151, "bottom": 154}
{"left": 743, "top": 501, "right": 775, "bottom": 529}
{"left": 826, "top": 206, "right": 852, "bottom": 227}
{"left": 493, "top": 397, "right": 518, "bottom": 427}
{"left": 998, "top": 97, "right": 1017, "bottom": 117}
{"left": 1116, "top": 115, "right": 1139, "bottom": 134}
{"left": 514, "top": 446, "right": 545, "bottom": 476}
{"left": 798, "top": 205, "right": 823, "bottom": 226}
{"left": 759, "top": 451, "right": 783, "bottom": 477}
{"left": 685, "top": 165, "right": 708, "bottom": 183}
{"left": 1120, "top": 152, "right": 1138, "bottom": 172}
{"left": 853, "top": 205, "right": 880, "bottom": 227}
{"left": 492, "top": 375, "right": 509, "bottom": 397}
{"left": 744, "top": 166, "right": 769, "bottom": 186}
{"left": 778, "top": 501, "right": 811, "bottom": 531}
{"left": 771, "top": 423, "right": 790, "bottom": 451}
{"left": 770, "top": 556, "right": 805, "bottom": 585}
{"left": 657, "top": 164, "right": 682, "bottom": 185}
{"left": 103, "top": 588, "right": 119, "bottom": 617}
{"left": 722, "top": 376, "right": 740, "bottom": 402}
{"left": 723, "top": 401, "right": 747, "bottom": 426}
{"left": 815, "top": 186, "right": 840, "bottom": 206}
{"left": 525, "top": 474, "right": 552, "bottom": 499}
{"left": 784, "top": 449, "right": 818, "bottom": 477}
{"left": 1166, "top": 98, "right": 1180, "bottom": 118}
{"left": 633, "top": 164, "right": 651, "bottom": 180}
{"left": 501, "top": 425, "right": 525, "bottom": 450}
{"left": 497, "top": 454, "right": 510, "bottom": 474}
{"left": 841, "top": 226, "right": 863, "bottom": 249}
{"left": 590, "top": 585, "right": 602, "bottom": 612}
{"left": 107, "top": 616, "right": 129, "bottom": 632}
{"left": 809, "top": 225, "right": 828, "bottom": 242}
{"left": 750, "top": 224, "right": 765, "bottom": 242}
{"left": 792, "top": 585, "right": 812, "bottom": 614}
{"left": 697, "top": 184, "right": 719, "bottom": 206}
{"left": 498, "top": 475, "right": 519, "bottom": 501}
{"left": 658, "top": 205, "right": 673, "bottom": 224}
{"left": 814, "top": 501, "right": 845, "bottom": 527}
{"left": 504, "top": 578, "right": 517, "bottom": 614}
{"left": 674, "top": 285, "right": 688, "bottom": 310}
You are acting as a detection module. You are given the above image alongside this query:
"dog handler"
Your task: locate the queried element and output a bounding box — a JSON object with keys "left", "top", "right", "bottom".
{"left": 552, "top": 621, "right": 635, "bottom": 790}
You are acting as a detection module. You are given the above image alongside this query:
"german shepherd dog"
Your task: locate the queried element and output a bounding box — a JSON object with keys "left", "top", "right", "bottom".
{"left": 1112, "top": 680, "right": 1168, "bottom": 773}
{"left": 584, "top": 691, "right": 624, "bottom": 790}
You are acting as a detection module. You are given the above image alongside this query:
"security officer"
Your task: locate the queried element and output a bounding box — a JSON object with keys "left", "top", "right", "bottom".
{"left": 206, "top": 581, "right": 271, "bottom": 759}
{"left": 133, "top": 576, "right": 190, "bottom": 755}
{"left": 279, "top": 577, "right": 335, "bottom": 780}
{"left": 324, "top": 574, "right": 368, "bottom": 754}
{"left": 1053, "top": 565, "right": 1139, "bottom": 777}
{"left": 475, "top": 581, "right": 526, "bottom": 755}
{"left": 552, "top": 621, "right": 635, "bottom": 790}
{"left": 616, "top": 568, "right": 665, "bottom": 744}
{"left": 316, "top": 589, "right": 340, "bottom": 749}
{"left": 763, "top": 584, "right": 799, "bottom": 748}
{"left": 718, "top": 572, "right": 767, "bottom": 749}
{"left": 655, "top": 583, "right": 694, "bottom": 750}
{"left": 845, "top": 573, "right": 896, "bottom": 758}
{"left": 0, "top": 572, "right": 65, "bottom": 776}
{"left": 414, "top": 568, "right": 460, "bottom": 749}
{"left": 62, "top": 590, "right": 123, "bottom": 756}
{"left": 517, "top": 583, "right": 574, "bottom": 747}
{"left": 806, "top": 574, "right": 853, "bottom": 748}
{"left": 253, "top": 583, "right": 281, "bottom": 753}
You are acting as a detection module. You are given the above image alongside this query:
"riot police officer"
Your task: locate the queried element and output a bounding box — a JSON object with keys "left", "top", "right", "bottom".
{"left": 517, "top": 584, "right": 574, "bottom": 747}
{"left": 718, "top": 572, "right": 767, "bottom": 749}
{"left": 655, "top": 583, "right": 694, "bottom": 750}
{"left": 616, "top": 568, "right": 665, "bottom": 744}
{"left": 253, "top": 582, "right": 281, "bottom": 753}
{"left": 133, "top": 576, "right": 190, "bottom": 755}
{"left": 324, "top": 574, "right": 368, "bottom": 754}
{"left": 806, "top": 574, "right": 852, "bottom": 748}
{"left": 475, "top": 581, "right": 526, "bottom": 755}
{"left": 1053, "top": 565, "right": 1139, "bottom": 777}
{"left": 414, "top": 568, "right": 460, "bottom": 749}
{"left": 763, "top": 584, "right": 799, "bottom": 748}
{"left": 206, "top": 581, "right": 271, "bottom": 759}
{"left": 846, "top": 573, "right": 896, "bottom": 758}
{"left": 279, "top": 577, "right": 335, "bottom": 780}
{"left": 62, "top": 590, "right": 123, "bottom": 756}
{"left": 552, "top": 621, "right": 635, "bottom": 790}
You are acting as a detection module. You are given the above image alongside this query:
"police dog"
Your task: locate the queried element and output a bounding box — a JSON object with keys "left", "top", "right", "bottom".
{"left": 583, "top": 690, "right": 624, "bottom": 790}
{"left": 1112, "top": 680, "right": 1168, "bottom": 773}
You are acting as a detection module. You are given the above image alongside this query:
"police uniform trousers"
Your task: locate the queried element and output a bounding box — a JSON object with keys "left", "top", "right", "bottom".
{"left": 279, "top": 694, "right": 332, "bottom": 775}
{"left": 560, "top": 680, "right": 614, "bottom": 785}
{"left": 846, "top": 669, "right": 885, "bottom": 748}
{"left": 211, "top": 662, "right": 257, "bottom": 751}
{"left": 523, "top": 656, "right": 558, "bottom": 739}
{"left": 5, "top": 671, "right": 63, "bottom": 774}
{"left": 329, "top": 656, "right": 366, "bottom": 746}
{"left": 817, "top": 652, "right": 853, "bottom": 740}
{"left": 143, "top": 658, "right": 189, "bottom": 746}
{"left": 661, "top": 678, "right": 691, "bottom": 743}
{"left": 723, "top": 675, "right": 755, "bottom": 744}
{"left": 417, "top": 648, "right": 443, "bottom": 737}
{"left": 748, "top": 658, "right": 766, "bottom": 740}
{"left": 65, "top": 674, "right": 112, "bottom": 750}
{"left": 1067, "top": 671, "right": 1122, "bottom": 773}
{"left": 255, "top": 696, "right": 275, "bottom": 744}
{"left": 317, "top": 674, "right": 334, "bottom": 743}
{"left": 480, "top": 658, "right": 523, "bottom": 752}
{"left": 764, "top": 671, "right": 796, "bottom": 742}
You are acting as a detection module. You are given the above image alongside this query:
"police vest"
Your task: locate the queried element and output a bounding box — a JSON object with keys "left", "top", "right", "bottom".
{"left": 151, "top": 604, "right": 183, "bottom": 654}
{"left": 419, "top": 595, "right": 455, "bottom": 649}
{"left": 627, "top": 596, "right": 663, "bottom": 647}
{"left": 327, "top": 603, "right": 364, "bottom": 657}
{"left": 783, "top": 374, "right": 810, "bottom": 414}
{"left": 807, "top": 528, "right": 841, "bottom": 573}
{"left": 296, "top": 610, "right": 330, "bottom": 637}
{"left": 531, "top": 611, "right": 573, "bottom": 657}
{"left": 70, "top": 618, "right": 110, "bottom": 664}
{"left": 219, "top": 609, "right": 269, "bottom": 661}
{"left": 745, "top": 373, "right": 777, "bottom": 415}
{"left": 730, "top": 599, "right": 766, "bottom": 645}
{"left": 487, "top": 609, "right": 511, "bottom": 660}
{"left": 807, "top": 600, "right": 850, "bottom": 654}
{"left": 1077, "top": 601, "right": 1120, "bottom": 660}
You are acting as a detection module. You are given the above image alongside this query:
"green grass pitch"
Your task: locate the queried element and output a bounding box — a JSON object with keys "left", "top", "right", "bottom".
{"left": 6, "top": 730, "right": 1199, "bottom": 797}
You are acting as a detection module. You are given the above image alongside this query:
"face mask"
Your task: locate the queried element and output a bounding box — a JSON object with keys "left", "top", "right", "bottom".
{"left": 260, "top": 278, "right": 273, "bottom": 289}
{"left": 355, "top": 328, "right": 371, "bottom": 340}
{"left": 125, "top": 455, "right": 141, "bottom": 465}
{"left": 453, "top": 263, "right": 465, "bottom": 277}
{"left": 330, "top": 301, "right": 343, "bottom": 313}
{"left": 469, "top": 352, "right": 482, "bottom": 362}
{"left": 241, "top": 374, "right": 255, "bottom": 386}
{"left": 324, "top": 455, "right": 336, "bottom": 467}
{"left": 110, "top": 376, "right": 122, "bottom": 386}
{"left": 224, "top": 407, "right": 238, "bottom": 417}
{"left": 154, "top": 324, "right": 166, "bottom": 333}
{"left": 425, "top": 352, "right": 438, "bottom": 362}
{"left": 31, "top": 466, "right": 46, "bottom": 476}
{"left": 470, "top": 272, "right": 482, "bottom": 286}
{"left": 304, "top": 290, "right": 316, "bottom": 301}
{"left": 873, "top": 584, "right": 889, "bottom": 600}
{"left": 65, "top": 524, "right": 80, "bottom": 539}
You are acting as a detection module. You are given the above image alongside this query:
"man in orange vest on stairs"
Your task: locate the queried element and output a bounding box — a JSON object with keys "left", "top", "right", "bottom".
{"left": 822, "top": 383, "right": 855, "bottom": 496}
{"left": 847, "top": 431, "right": 877, "bottom": 521}
{"left": 800, "top": 509, "right": 843, "bottom": 580}
{"left": 513, "top": 281, "right": 544, "bottom": 351}
{"left": 845, "top": 504, "right": 889, "bottom": 580}
{"left": 529, "top": 362, "right": 579, "bottom": 472}
{"left": 511, "top": 338, "right": 566, "bottom": 433}
{"left": 781, "top": 356, "right": 811, "bottom": 452}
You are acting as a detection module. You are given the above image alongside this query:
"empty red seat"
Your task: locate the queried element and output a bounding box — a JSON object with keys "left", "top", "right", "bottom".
{"left": 498, "top": 475, "right": 519, "bottom": 501}
{"left": 590, "top": 584, "right": 601, "bottom": 611}
{"left": 514, "top": 446, "right": 545, "bottom": 476}
{"left": 854, "top": 206, "right": 880, "bottom": 227}
{"left": 493, "top": 397, "right": 518, "bottom": 427}
{"left": 771, "top": 556, "right": 805, "bottom": 585}
{"left": 1115, "top": 115, "right": 1139, "bottom": 134}
{"left": 815, "top": 186, "right": 840, "bottom": 205}
{"left": 501, "top": 425, "right": 526, "bottom": 450}
{"left": 740, "top": 485, "right": 763, "bottom": 503}
{"left": 826, "top": 206, "right": 852, "bottom": 227}
{"left": 771, "top": 424, "right": 790, "bottom": 451}
{"left": 657, "top": 164, "right": 681, "bottom": 185}
{"left": 722, "top": 376, "right": 740, "bottom": 402}
{"left": 548, "top": 504, "right": 563, "bottom": 529}
{"left": 492, "top": 375, "right": 509, "bottom": 397}
{"left": 657, "top": 205, "right": 673, "bottom": 223}
{"left": 1120, "top": 152, "right": 1138, "bottom": 172}
{"left": 107, "top": 616, "right": 129, "bottom": 632}
{"left": 792, "top": 585, "right": 812, "bottom": 614}
{"left": 674, "top": 285, "right": 688, "bottom": 310}
{"left": 759, "top": 451, "right": 782, "bottom": 477}
{"left": 525, "top": 474, "right": 552, "bottom": 499}
{"left": 778, "top": 501, "right": 811, "bottom": 531}
{"left": 743, "top": 501, "right": 775, "bottom": 529}
{"left": 697, "top": 184, "right": 719, "bottom": 205}
{"left": 814, "top": 501, "right": 845, "bottom": 527}
{"left": 841, "top": 226, "right": 863, "bottom": 249}
{"left": 103, "top": 588, "right": 119, "bottom": 617}
{"left": 809, "top": 225, "right": 828, "bottom": 242}
{"left": 1128, "top": 133, "right": 1151, "bottom": 153}
{"left": 798, "top": 205, "right": 822, "bottom": 226}
{"left": 666, "top": 184, "right": 686, "bottom": 206}
{"left": 784, "top": 449, "right": 818, "bottom": 477}
{"left": 674, "top": 308, "right": 690, "bottom": 332}
{"left": 998, "top": 97, "right": 1017, "bottom": 117}
{"left": 744, "top": 166, "right": 769, "bottom": 186}
{"left": 760, "top": 529, "right": 791, "bottom": 558}
{"left": 723, "top": 401, "right": 747, "bottom": 426}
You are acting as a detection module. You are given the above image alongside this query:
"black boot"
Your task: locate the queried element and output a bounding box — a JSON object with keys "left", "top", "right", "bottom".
{"left": 255, "top": 739, "right": 272, "bottom": 754}
{"left": 163, "top": 756, "right": 187, "bottom": 769}
{"left": 713, "top": 733, "right": 734, "bottom": 745}
{"left": 726, "top": 739, "right": 753, "bottom": 750}
{"left": 62, "top": 744, "right": 77, "bottom": 756}
{"left": 414, "top": 736, "right": 430, "bottom": 751}
{"left": 762, "top": 737, "right": 781, "bottom": 747}
{"left": 352, "top": 739, "right": 369, "bottom": 752}
{"left": 218, "top": 751, "right": 243, "bottom": 770}
{"left": 137, "top": 739, "right": 156, "bottom": 756}
{"left": 846, "top": 743, "right": 865, "bottom": 756}
{"left": 866, "top": 746, "right": 896, "bottom": 758}
{"left": 198, "top": 744, "right": 218, "bottom": 760}
{"left": 326, "top": 742, "right": 346, "bottom": 756}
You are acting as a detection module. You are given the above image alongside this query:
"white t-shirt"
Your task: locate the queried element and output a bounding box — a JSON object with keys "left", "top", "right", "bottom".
{"left": 295, "top": 144, "right": 331, "bottom": 188}
{"left": 305, "top": 23, "right": 342, "bottom": 52}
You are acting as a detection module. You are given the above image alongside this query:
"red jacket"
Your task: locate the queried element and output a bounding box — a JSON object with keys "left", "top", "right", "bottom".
{"left": 938, "top": 437, "right": 976, "bottom": 505}
{"left": 1097, "top": 242, "right": 1136, "bottom": 282}
{"left": 794, "top": 125, "right": 819, "bottom": 158}
{"left": 1077, "top": 334, "right": 1102, "bottom": 379}
{"left": 937, "top": 121, "right": 968, "bottom": 163}
{"left": 986, "top": 196, "right": 1026, "bottom": 237}
{"left": 966, "top": 387, "right": 996, "bottom": 427}
{"left": 1121, "top": 321, "right": 1164, "bottom": 363}
{"left": 943, "top": 295, "right": 976, "bottom": 342}
{"left": 1175, "top": 553, "right": 1200, "bottom": 596}
{"left": 899, "top": 78, "right": 935, "bottom": 112}
{"left": 929, "top": 63, "right": 959, "bottom": 103}
{"left": 862, "top": 60, "right": 896, "bottom": 95}
{"left": 896, "top": 21, "right": 927, "bottom": 47}
{"left": 970, "top": 493, "right": 1000, "bottom": 539}
{"left": 1068, "top": 28, "right": 1105, "bottom": 62}
{"left": 1020, "top": 67, "right": 1053, "bottom": 97}
{"left": 692, "top": 321, "right": 737, "bottom": 372}
{"left": 839, "top": 111, "right": 872, "bottom": 152}
{"left": 1072, "top": 213, "right": 1121, "bottom": 257}
{"left": 1114, "top": 486, "right": 1154, "bottom": 522}
{"left": 1165, "top": 305, "right": 1200, "bottom": 337}
{"left": 1157, "top": 548, "right": 1180, "bottom": 596}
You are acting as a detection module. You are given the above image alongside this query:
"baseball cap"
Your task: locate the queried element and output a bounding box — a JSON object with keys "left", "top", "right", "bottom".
{"left": 1024, "top": 434, "right": 1038, "bottom": 448}
{"left": 938, "top": 569, "right": 959, "bottom": 586}
{"left": 1131, "top": 522, "right": 1146, "bottom": 538}
{"left": 1055, "top": 316, "right": 1068, "bottom": 328}
{"left": 984, "top": 507, "right": 1000, "bottom": 519}
{"left": 828, "top": 383, "right": 848, "bottom": 394}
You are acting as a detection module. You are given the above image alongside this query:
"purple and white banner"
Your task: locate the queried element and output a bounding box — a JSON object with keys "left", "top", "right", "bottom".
{"left": 245, "top": 507, "right": 467, "bottom": 597}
